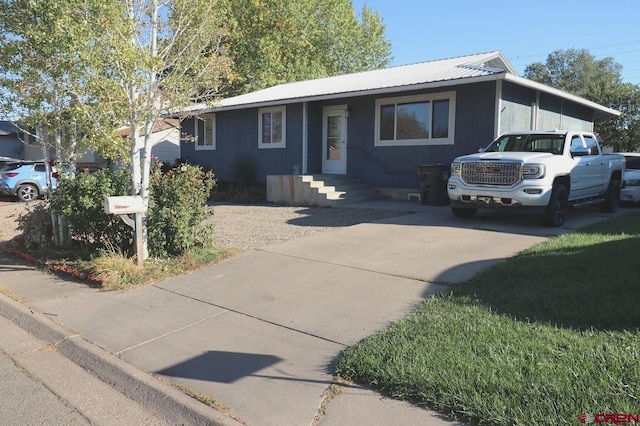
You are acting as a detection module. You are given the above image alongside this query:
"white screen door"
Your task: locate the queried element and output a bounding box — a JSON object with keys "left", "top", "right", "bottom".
{"left": 322, "top": 106, "right": 347, "bottom": 174}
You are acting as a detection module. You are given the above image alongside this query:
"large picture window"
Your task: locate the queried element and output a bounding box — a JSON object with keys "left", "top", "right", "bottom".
{"left": 375, "top": 92, "right": 455, "bottom": 146}
{"left": 259, "top": 106, "right": 286, "bottom": 148}
{"left": 195, "top": 115, "right": 215, "bottom": 150}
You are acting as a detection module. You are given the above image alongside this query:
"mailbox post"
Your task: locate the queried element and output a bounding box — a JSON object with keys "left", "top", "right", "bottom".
{"left": 104, "top": 196, "right": 147, "bottom": 266}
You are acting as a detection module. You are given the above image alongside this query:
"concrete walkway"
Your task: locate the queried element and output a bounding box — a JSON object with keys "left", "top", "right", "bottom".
{"left": 0, "top": 201, "right": 628, "bottom": 425}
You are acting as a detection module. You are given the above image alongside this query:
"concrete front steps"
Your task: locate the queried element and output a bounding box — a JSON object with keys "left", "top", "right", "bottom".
{"left": 266, "top": 174, "right": 384, "bottom": 207}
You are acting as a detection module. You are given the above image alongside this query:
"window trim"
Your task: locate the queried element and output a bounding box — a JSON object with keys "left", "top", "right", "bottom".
{"left": 258, "top": 106, "right": 286, "bottom": 149}
{"left": 374, "top": 92, "right": 456, "bottom": 146}
{"left": 195, "top": 115, "right": 216, "bottom": 150}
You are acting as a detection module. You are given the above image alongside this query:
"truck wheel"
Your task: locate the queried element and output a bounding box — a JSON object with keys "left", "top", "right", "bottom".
{"left": 542, "top": 184, "right": 568, "bottom": 227}
{"left": 17, "top": 184, "right": 39, "bottom": 202}
{"left": 600, "top": 178, "right": 620, "bottom": 213}
{"left": 451, "top": 207, "right": 477, "bottom": 219}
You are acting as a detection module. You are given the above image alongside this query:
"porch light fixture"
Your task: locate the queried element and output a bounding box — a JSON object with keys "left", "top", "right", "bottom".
{"left": 345, "top": 108, "right": 351, "bottom": 119}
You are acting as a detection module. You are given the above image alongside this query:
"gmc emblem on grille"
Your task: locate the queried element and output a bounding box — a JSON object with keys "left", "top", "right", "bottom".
{"left": 477, "top": 166, "right": 501, "bottom": 174}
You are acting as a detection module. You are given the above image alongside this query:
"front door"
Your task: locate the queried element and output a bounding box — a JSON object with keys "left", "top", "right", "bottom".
{"left": 322, "top": 106, "right": 347, "bottom": 174}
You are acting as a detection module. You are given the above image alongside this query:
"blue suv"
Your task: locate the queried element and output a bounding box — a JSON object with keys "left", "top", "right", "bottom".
{"left": 0, "top": 161, "right": 60, "bottom": 202}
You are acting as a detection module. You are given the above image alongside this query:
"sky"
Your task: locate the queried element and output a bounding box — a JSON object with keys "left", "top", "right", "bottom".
{"left": 351, "top": 0, "right": 640, "bottom": 85}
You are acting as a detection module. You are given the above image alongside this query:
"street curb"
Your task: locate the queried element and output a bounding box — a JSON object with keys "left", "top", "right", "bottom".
{"left": 0, "top": 293, "right": 240, "bottom": 426}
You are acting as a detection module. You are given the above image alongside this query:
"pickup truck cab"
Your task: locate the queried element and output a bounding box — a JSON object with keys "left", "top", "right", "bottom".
{"left": 447, "top": 130, "right": 625, "bottom": 226}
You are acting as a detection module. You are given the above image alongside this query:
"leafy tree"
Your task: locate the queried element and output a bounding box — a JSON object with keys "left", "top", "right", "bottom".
{"left": 0, "top": 1, "right": 127, "bottom": 166}
{"left": 219, "top": 0, "right": 392, "bottom": 96}
{"left": 595, "top": 83, "right": 640, "bottom": 152}
{"left": 1, "top": 0, "right": 232, "bottom": 263}
{"left": 524, "top": 48, "right": 640, "bottom": 151}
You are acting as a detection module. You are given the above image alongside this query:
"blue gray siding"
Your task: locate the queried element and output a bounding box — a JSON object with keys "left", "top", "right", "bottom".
{"left": 306, "top": 83, "right": 497, "bottom": 188}
{"left": 181, "top": 104, "right": 304, "bottom": 182}
{"left": 181, "top": 80, "right": 598, "bottom": 190}
{"left": 501, "top": 81, "right": 594, "bottom": 133}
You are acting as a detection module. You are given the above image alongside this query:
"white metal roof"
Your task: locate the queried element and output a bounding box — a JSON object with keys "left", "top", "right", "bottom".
{"left": 186, "top": 51, "right": 619, "bottom": 117}
{"left": 503, "top": 73, "right": 620, "bottom": 117}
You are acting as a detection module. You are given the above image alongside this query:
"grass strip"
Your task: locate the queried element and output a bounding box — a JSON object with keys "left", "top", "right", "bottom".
{"left": 335, "top": 212, "right": 640, "bottom": 425}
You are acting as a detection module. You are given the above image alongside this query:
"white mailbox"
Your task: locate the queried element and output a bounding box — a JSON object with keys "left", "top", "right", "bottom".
{"left": 104, "top": 196, "right": 146, "bottom": 215}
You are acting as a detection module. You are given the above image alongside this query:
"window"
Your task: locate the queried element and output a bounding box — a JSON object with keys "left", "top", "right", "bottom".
{"left": 583, "top": 136, "right": 600, "bottom": 155}
{"left": 195, "top": 115, "right": 215, "bottom": 150}
{"left": 375, "top": 92, "right": 455, "bottom": 146}
{"left": 259, "top": 106, "right": 286, "bottom": 148}
{"left": 570, "top": 135, "right": 584, "bottom": 151}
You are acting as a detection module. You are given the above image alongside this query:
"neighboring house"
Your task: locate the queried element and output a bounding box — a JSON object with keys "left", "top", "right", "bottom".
{"left": 117, "top": 118, "right": 182, "bottom": 166}
{"left": 178, "top": 51, "right": 619, "bottom": 202}
{"left": 19, "top": 118, "right": 181, "bottom": 169}
{"left": 0, "top": 121, "right": 25, "bottom": 159}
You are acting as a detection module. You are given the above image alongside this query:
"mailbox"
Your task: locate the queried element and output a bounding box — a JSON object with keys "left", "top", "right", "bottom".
{"left": 104, "top": 196, "right": 146, "bottom": 215}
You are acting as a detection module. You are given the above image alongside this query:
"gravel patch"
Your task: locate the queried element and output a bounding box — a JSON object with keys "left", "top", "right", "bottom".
{"left": 0, "top": 201, "right": 408, "bottom": 251}
{"left": 209, "top": 204, "right": 407, "bottom": 250}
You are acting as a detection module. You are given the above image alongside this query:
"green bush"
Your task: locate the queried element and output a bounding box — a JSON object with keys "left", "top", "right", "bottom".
{"left": 16, "top": 203, "right": 54, "bottom": 250}
{"left": 146, "top": 163, "right": 217, "bottom": 257}
{"left": 49, "top": 168, "right": 133, "bottom": 253}
{"left": 20, "top": 163, "right": 216, "bottom": 259}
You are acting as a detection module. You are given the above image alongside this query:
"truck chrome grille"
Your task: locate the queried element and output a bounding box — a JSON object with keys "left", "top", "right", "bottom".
{"left": 460, "top": 162, "right": 521, "bottom": 186}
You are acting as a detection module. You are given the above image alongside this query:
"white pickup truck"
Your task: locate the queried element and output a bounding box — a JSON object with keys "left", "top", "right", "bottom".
{"left": 447, "top": 130, "right": 625, "bottom": 226}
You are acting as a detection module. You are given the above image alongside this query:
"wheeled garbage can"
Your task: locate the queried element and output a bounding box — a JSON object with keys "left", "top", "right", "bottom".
{"left": 418, "top": 164, "right": 450, "bottom": 206}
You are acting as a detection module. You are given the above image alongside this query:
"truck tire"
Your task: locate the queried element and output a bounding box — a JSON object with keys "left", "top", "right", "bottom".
{"left": 542, "top": 183, "right": 568, "bottom": 227}
{"left": 600, "top": 178, "right": 620, "bottom": 213}
{"left": 451, "top": 207, "right": 477, "bottom": 219}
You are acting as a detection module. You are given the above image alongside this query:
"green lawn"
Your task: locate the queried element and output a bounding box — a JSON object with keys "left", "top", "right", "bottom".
{"left": 335, "top": 212, "right": 640, "bottom": 426}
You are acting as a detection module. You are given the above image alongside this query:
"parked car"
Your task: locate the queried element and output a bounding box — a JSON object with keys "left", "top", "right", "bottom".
{"left": 0, "top": 161, "right": 60, "bottom": 202}
{"left": 620, "top": 153, "right": 640, "bottom": 205}
{"left": 0, "top": 156, "right": 21, "bottom": 169}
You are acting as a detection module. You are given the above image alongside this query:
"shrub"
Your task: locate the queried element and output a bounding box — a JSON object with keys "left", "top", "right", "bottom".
{"left": 146, "top": 163, "right": 217, "bottom": 257}
{"left": 49, "top": 168, "right": 133, "bottom": 253}
{"left": 20, "top": 163, "right": 215, "bottom": 260}
{"left": 16, "top": 203, "right": 54, "bottom": 250}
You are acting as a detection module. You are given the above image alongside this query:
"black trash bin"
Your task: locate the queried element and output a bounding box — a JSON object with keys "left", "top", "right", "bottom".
{"left": 418, "top": 164, "right": 450, "bottom": 206}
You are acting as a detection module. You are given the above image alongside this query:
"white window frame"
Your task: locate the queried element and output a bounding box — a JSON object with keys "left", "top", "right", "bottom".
{"left": 195, "top": 115, "right": 216, "bottom": 150}
{"left": 374, "top": 92, "right": 456, "bottom": 146}
{"left": 258, "top": 106, "right": 286, "bottom": 149}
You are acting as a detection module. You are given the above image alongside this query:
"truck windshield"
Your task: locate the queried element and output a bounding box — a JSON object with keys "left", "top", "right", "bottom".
{"left": 484, "top": 134, "right": 565, "bottom": 155}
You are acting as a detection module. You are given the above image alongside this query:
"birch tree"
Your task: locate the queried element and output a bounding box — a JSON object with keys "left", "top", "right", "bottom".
{"left": 79, "top": 0, "right": 232, "bottom": 262}
{"left": 1, "top": 0, "right": 231, "bottom": 262}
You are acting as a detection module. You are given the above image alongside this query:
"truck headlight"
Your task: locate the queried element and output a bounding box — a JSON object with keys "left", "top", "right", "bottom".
{"left": 624, "top": 178, "right": 640, "bottom": 186}
{"left": 522, "top": 164, "right": 545, "bottom": 179}
{"left": 451, "top": 163, "right": 461, "bottom": 177}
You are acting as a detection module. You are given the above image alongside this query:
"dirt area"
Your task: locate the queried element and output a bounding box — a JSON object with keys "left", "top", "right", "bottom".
{"left": 0, "top": 199, "right": 32, "bottom": 243}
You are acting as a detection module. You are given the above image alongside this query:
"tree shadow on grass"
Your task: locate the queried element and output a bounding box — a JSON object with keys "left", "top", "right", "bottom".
{"left": 446, "top": 235, "right": 640, "bottom": 331}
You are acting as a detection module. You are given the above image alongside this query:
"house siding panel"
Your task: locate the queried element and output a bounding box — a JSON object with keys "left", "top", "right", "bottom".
{"left": 180, "top": 76, "right": 606, "bottom": 193}
{"left": 501, "top": 82, "right": 594, "bottom": 133}
{"left": 181, "top": 104, "right": 304, "bottom": 182}
{"left": 304, "top": 83, "right": 497, "bottom": 188}
{"left": 538, "top": 93, "right": 593, "bottom": 131}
